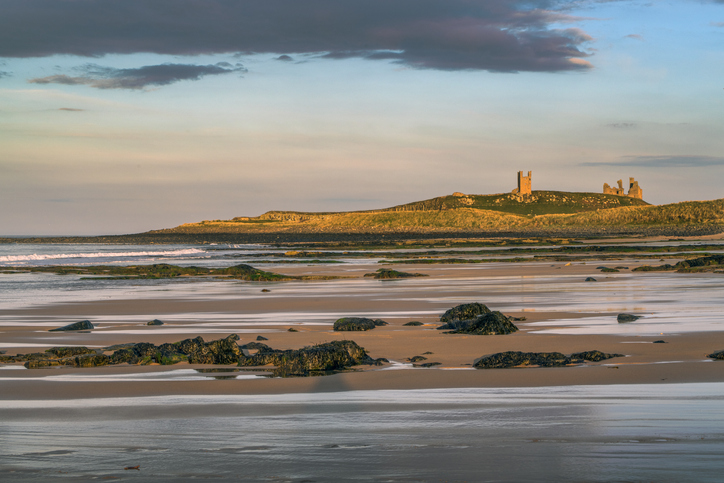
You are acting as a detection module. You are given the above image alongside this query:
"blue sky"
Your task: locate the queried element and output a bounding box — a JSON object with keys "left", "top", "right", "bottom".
{"left": 0, "top": 0, "right": 722, "bottom": 235}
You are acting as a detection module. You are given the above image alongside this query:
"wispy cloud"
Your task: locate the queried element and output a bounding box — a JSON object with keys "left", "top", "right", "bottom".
{"left": 28, "top": 62, "right": 246, "bottom": 90}
{"left": 0, "top": 70, "right": 10, "bottom": 79}
{"left": 582, "top": 155, "right": 724, "bottom": 167}
{"left": 0, "top": 0, "right": 594, "bottom": 73}
{"left": 624, "top": 34, "right": 643, "bottom": 40}
{"left": 58, "top": 107, "right": 84, "bottom": 112}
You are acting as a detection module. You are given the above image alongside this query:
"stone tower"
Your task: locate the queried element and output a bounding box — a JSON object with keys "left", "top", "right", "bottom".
{"left": 628, "top": 178, "right": 642, "bottom": 199}
{"left": 517, "top": 171, "right": 532, "bottom": 196}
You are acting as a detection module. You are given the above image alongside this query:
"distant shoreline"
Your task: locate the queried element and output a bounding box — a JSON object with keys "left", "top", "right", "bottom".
{"left": 2, "top": 224, "right": 723, "bottom": 245}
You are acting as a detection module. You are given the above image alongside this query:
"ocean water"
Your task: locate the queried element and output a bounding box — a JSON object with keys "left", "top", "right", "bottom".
{"left": 1, "top": 383, "right": 724, "bottom": 482}
{"left": 1, "top": 243, "right": 724, "bottom": 336}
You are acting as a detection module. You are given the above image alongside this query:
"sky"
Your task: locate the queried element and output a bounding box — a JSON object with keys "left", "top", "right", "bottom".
{"left": 1, "top": 0, "right": 723, "bottom": 236}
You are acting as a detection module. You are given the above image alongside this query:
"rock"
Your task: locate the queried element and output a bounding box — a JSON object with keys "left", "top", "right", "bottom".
{"left": 147, "top": 319, "right": 164, "bottom": 326}
{"left": 474, "top": 351, "right": 571, "bottom": 369}
{"left": 653, "top": 340, "right": 667, "bottom": 344}
{"left": 585, "top": 277, "right": 597, "bottom": 282}
{"left": 439, "top": 311, "right": 519, "bottom": 335}
{"left": 403, "top": 321, "right": 424, "bottom": 326}
{"left": 617, "top": 313, "right": 641, "bottom": 323}
{"left": 256, "top": 336, "right": 269, "bottom": 341}
{"left": 507, "top": 316, "right": 527, "bottom": 321}
{"left": 238, "top": 340, "right": 379, "bottom": 377}
{"left": 373, "top": 319, "right": 388, "bottom": 326}
{"left": 261, "top": 289, "right": 271, "bottom": 293}
{"left": 408, "top": 356, "right": 427, "bottom": 362}
{"left": 73, "top": 354, "right": 111, "bottom": 368}
{"left": 440, "top": 303, "right": 491, "bottom": 323}
{"left": 570, "top": 350, "right": 624, "bottom": 362}
{"left": 363, "top": 268, "right": 428, "bottom": 279}
{"left": 287, "top": 328, "right": 298, "bottom": 332}
{"left": 600, "top": 268, "right": 619, "bottom": 273}
{"left": 707, "top": 350, "right": 724, "bottom": 360}
{"left": 240, "top": 342, "right": 273, "bottom": 352}
{"left": 48, "top": 320, "right": 94, "bottom": 332}
{"left": 187, "top": 334, "right": 242, "bottom": 364}
{"left": 333, "top": 317, "right": 378, "bottom": 331}
{"left": 45, "top": 347, "right": 96, "bottom": 358}
{"left": 414, "top": 362, "right": 441, "bottom": 368}
{"left": 614, "top": 266, "right": 629, "bottom": 270}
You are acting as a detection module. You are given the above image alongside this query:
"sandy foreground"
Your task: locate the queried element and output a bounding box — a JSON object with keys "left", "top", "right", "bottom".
{"left": 1, "top": 259, "right": 723, "bottom": 399}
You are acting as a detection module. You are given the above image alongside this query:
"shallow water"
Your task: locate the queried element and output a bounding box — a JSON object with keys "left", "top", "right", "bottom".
{"left": 1, "top": 383, "right": 723, "bottom": 482}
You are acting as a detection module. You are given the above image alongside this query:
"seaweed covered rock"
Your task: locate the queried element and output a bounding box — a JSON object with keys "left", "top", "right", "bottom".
{"left": 333, "top": 317, "right": 387, "bottom": 331}
{"left": 439, "top": 311, "right": 518, "bottom": 335}
{"left": 238, "top": 340, "right": 381, "bottom": 377}
{"left": 183, "top": 334, "right": 242, "bottom": 364}
{"left": 217, "top": 264, "right": 296, "bottom": 281}
{"left": 474, "top": 351, "right": 572, "bottom": 369}
{"left": 147, "top": 319, "right": 164, "bottom": 326}
{"left": 403, "top": 321, "right": 424, "bottom": 326}
{"left": 570, "top": 350, "right": 625, "bottom": 362}
{"left": 363, "top": 269, "right": 428, "bottom": 279}
{"left": 240, "top": 342, "right": 273, "bottom": 351}
{"left": 26, "top": 353, "right": 110, "bottom": 369}
{"left": 439, "top": 303, "right": 491, "bottom": 323}
{"left": 617, "top": 313, "right": 641, "bottom": 323}
{"left": 708, "top": 350, "right": 724, "bottom": 360}
{"left": 45, "top": 347, "right": 96, "bottom": 358}
{"left": 48, "top": 320, "right": 94, "bottom": 332}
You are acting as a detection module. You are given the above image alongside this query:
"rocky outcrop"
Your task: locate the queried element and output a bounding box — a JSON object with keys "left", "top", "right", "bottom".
{"left": 474, "top": 350, "right": 625, "bottom": 369}
{"left": 708, "top": 350, "right": 724, "bottom": 360}
{"left": 570, "top": 350, "right": 625, "bottom": 362}
{"left": 238, "top": 340, "right": 384, "bottom": 377}
{"left": 617, "top": 313, "right": 641, "bottom": 323}
{"left": 48, "top": 320, "right": 94, "bottom": 332}
{"left": 403, "top": 321, "right": 424, "bottom": 326}
{"left": 147, "top": 319, "right": 164, "bottom": 325}
{"left": 438, "top": 311, "right": 519, "bottom": 335}
{"left": 46, "top": 347, "right": 96, "bottom": 358}
{"left": 439, "top": 303, "right": 491, "bottom": 323}
{"left": 333, "top": 317, "right": 388, "bottom": 331}
{"left": 363, "top": 269, "right": 428, "bottom": 279}
{"left": 585, "top": 277, "right": 597, "bottom": 282}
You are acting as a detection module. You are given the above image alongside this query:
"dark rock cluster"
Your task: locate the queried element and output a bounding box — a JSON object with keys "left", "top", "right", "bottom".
{"left": 438, "top": 311, "right": 519, "bottom": 335}
{"left": 238, "top": 340, "right": 385, "bottom": 377}
{"left": 439, "top": 303, "right": 491, "bottom": 323}
{"left": 333, "top": 317, "right": 388, "bottom": 331}
{"left": 708, "top": 350, "right": 724, "bottom": 360}
{"left": 474, "top": 350, "right": 624, "bottom": 369}
{"left": 48, "top": 320, "right": 94, "bottom": 332}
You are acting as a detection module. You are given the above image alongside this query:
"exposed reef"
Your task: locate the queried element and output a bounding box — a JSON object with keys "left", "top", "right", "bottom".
{"left": 474, "top": 350, "right": 624, "bottom": 369}
{"left": 333, "top": 317, "right": 388, "bottom": 331}
{"left": 363, "top": 268, "right": 428, "bottom": 279}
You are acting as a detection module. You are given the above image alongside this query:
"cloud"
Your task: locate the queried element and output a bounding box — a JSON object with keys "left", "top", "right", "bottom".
{"left": 28, "top": 62, "right": 246, "bottom": 90}
{"left": 58, "top": 107, "right": 84, "bottom": 111}
{"left": 624, "top": 34, "right": 643, "bottom": 40}
{"left": 712, "top": 21, "right": 724, "bottom": 27}
{"left": 606, "top": 122, "right": 635, "bottom": 128}
{"left": 0, "top": 71, "right": 10, "bottom": 79}
{"left": 582, "top": 155, "right": 724, "bottom": 167}
{"left": 0, "top": 0, "right": 593, "bottom": 72}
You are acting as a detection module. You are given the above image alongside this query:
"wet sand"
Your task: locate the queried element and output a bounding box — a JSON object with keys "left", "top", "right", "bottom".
{"left": 2, "top": 260, "right": 724, "bottom": 400}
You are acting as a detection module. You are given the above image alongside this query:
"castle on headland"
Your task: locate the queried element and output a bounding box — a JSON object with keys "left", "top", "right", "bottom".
{"left": 511, "top": 171, "right": 532, "bottom": 196}
{"left": 509, "top": 171, "right": 643, "bottom": 200}
{"left": 603, "top": 178, "right": 643, "bottom": 199}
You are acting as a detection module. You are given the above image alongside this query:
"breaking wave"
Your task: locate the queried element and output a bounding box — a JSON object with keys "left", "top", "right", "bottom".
{"left": 0, "top": 248, "right": 206, "bottom": 263}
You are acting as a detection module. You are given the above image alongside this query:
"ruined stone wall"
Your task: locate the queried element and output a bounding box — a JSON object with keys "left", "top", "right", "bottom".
{"left": 603, "top": 177, "right": 643, "bottom": 199}
{"left": 517, "top": 171, "right": 532, "bottom": 195}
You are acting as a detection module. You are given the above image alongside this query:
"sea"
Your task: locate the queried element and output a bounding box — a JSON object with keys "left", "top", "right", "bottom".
{"left": 1, "top": 242, "right": 724, "bottom": 481}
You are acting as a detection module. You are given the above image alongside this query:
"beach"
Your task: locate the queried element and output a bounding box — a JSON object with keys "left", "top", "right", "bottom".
{"left": 1, "top": 239, "right": 724, "bottom": 481}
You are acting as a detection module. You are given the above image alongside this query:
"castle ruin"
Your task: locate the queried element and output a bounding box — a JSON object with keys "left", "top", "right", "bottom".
{"left": 512, "top": 171, "right": 532, "bottom": 196}
{"left": 603, "top": 177, "right": 643, "bottom": 199}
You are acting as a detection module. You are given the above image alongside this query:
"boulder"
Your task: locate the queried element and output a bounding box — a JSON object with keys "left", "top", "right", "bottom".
{"left": 585, "top": 277, "right": 597, "bottom": 282}
{"left": 403, "top": 321, "right": 424, "bottom": 326}
{"left": 256, "top": 336, "right": 269, "bottom": 341}
{"left": 474, "top": 351, "right": 571, "bottom": 369}
{"left": 708, "top": 350, "right": 724, "bottom": 360}
{"left": 439, "top": 311, "right": 519, "bottom": 335}
{"left": 48, "top": 320, "right": 94, "bottom": 332}
{"left": 239, "top": 340, "right": 380, "bottom": 377}
{"left": 414, "top": 362, "right": 441, "bottom": 368}
{"left": 333, "top": 317, "right": 378, "bottom": 331}
{"left": 570, "top": 350, "right": 624, "bottom": 362}
{"left": 408, "top": 356, "right": 427, "bottom": 362}
{"left": 653, "top": 340, "right": 667, "bottom": 344}
{"left": 240, "top": 342, "right": 273, "bottom": 351}
{"left": 617, "top": 313, "right": 641, "bottom": 323}
{"left": 440, "top": 303, "right": 491, "bottom": 323}
{"left": 147, "top": 319, "right": 164, "bottom": 326}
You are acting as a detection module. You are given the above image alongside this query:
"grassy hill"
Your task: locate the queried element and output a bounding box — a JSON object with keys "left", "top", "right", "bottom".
{"left": 151, "top": 192, "right": 724, "bottom": 235}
